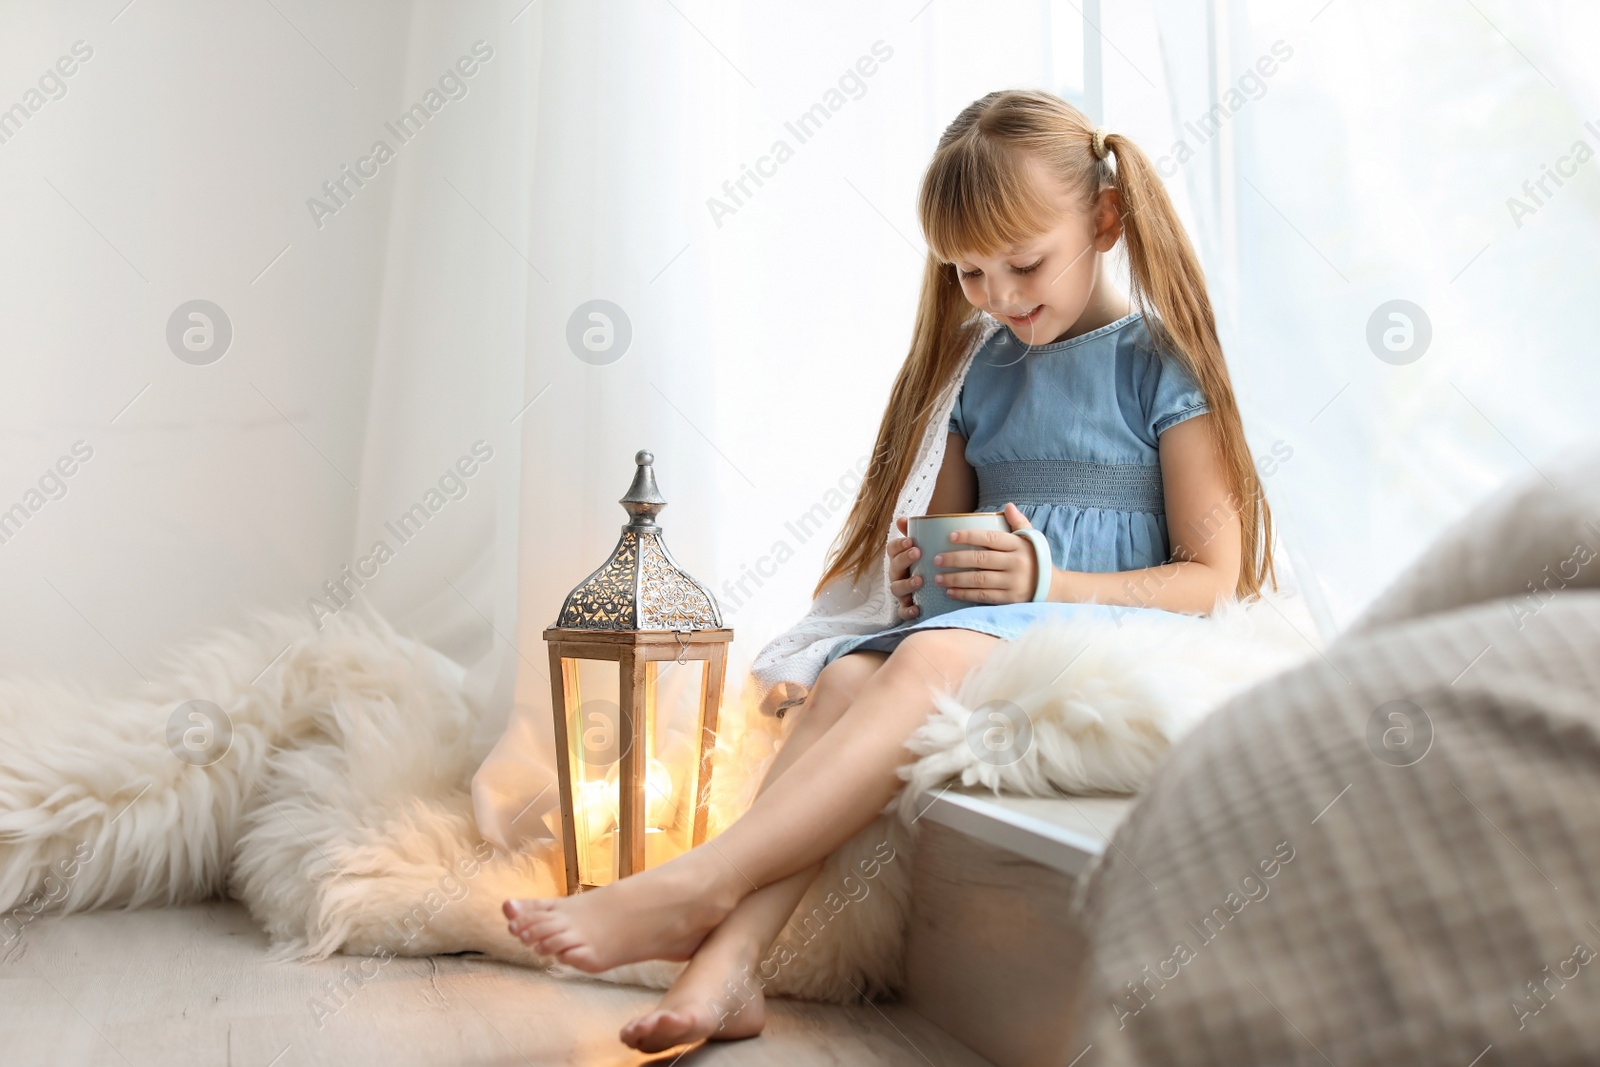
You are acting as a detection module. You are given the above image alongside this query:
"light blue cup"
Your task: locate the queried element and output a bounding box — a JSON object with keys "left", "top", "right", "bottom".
{"left": 908, "top": 511, "right": 1053, "bottom": 619}
{"left": 909, "top": 512, "right": 1009, "bottom": 619}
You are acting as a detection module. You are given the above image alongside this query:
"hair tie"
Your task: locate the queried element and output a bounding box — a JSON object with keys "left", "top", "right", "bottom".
{"left": 1091, "top": 127, "right": 1110, "bottom": 160}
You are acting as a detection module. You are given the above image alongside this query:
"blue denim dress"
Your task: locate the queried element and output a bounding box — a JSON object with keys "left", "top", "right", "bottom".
{"left": 822, "top": 311, "right": 1210, "bottom": 665}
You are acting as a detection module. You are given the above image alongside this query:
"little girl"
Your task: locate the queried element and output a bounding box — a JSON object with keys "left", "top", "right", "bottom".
{"left": 504, "top": 89, "right": 1274, "bottom": 1053}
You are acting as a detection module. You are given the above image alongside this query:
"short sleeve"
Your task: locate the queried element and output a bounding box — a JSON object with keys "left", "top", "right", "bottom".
{"left": 1146, "top": 353, "right": 1210, "bottom": 439}
{"left": 946, "top": 383, "right": 968, "bottom": 437}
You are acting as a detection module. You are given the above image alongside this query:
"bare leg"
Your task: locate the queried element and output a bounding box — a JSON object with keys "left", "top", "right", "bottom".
{"left": 505, "top": 628, "right": 996, "bottom": 974}
{"left": 618, "top": 651, "right": 885, "bottom": 1052}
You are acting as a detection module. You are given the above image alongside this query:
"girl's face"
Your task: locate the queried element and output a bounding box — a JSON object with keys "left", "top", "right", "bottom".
{"left": 951, "top": 155, "right": 1123, "bottom": 345}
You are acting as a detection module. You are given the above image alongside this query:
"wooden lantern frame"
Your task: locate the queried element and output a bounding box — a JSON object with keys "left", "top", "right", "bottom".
{"left": 541, "top": 449, "right": 732, "bottom": 896}
{"left": 543, "top": 627, "right": 731, "bottom": 894}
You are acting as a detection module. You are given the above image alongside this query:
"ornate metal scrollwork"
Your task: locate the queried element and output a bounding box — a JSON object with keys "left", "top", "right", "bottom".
{"left": 553, "top": 450, "right": 724, "bottom": 631}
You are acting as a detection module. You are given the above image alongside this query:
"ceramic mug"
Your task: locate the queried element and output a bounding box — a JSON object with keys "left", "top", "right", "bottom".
{"left": 907, "top": 512, "right": 1011, "bottom": 620}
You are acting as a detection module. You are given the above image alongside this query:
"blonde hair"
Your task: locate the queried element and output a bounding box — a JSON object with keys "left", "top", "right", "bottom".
{"left": 814, "top": 89, "right": 1275, "bottom": 600}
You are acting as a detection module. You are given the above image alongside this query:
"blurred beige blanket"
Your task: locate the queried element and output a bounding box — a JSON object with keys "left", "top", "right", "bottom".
{"left": 1070, "top": 445, "right": 1600, "bottom": 1064}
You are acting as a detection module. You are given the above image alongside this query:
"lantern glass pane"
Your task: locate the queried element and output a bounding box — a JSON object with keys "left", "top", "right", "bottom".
{"left": 642, "top": 658, "right": 709, "bottom": 868}
{"left": 560, "top": 657, "right": 623, "bottom": 888}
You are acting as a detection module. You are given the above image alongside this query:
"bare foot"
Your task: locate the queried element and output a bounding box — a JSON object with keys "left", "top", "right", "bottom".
{"left": 619, "top": 935, "right": 768, "bottom": 1053}
{"left": 502, "top": 853, "right": 740, "bottom": 973}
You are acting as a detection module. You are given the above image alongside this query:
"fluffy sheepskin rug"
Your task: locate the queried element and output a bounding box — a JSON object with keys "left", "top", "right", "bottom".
{"left": 0, "top": 608, "right": 552, "bottom": 968}
{"left": 896, "top": 595, "right": 1313, "bottom": 819}
{"left": 0, "top": 592, "right": 1314, "bottom": 1002}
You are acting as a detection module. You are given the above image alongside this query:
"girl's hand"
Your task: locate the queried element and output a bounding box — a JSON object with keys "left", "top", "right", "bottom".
{"left": 933, "top": 502, "right": 1041, "bottom": 605}
{"left": 888, "top": 516, "right": 923, "bottom": 621}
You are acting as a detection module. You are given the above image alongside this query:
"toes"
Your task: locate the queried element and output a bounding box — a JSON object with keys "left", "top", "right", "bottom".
{"left": 619, "top": 1011, "right": 662, "bottom": 1049}
{"left": 538, "top": 929, "right": 586, "bottom": 956}
{"left": 516, "top": 921, "right": 566, "bottom": 948}
{"left": 503, "top": 897, "right": 553, "bottom": 922}
{"left": 556, "top": 944, "right": 604, "bottom": 973}
{"left": 621, "top": 1010, "right": 691, "bottom": 1054}
{"left": 511, "top": 912, "right": 566, "bottom": 940}
{"left": 639, "top": 1011, "right": 696, "bottom": 1054}
{"left": 514, "top": 905, "right": 562, "bottom": 927}
{"left": 506, "top": 913, "right": 565, "bottom": 947}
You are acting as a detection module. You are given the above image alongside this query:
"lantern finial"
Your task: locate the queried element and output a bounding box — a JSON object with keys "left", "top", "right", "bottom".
{"left": 552, "top": 449, "right": 723, "bottom": 630}
{"left": 621, "top": 450, "right": 666, "bottom": 530}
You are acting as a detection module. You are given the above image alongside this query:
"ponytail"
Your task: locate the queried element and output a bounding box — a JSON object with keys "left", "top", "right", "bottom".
{"left": 1102, "top": 131, "right": 1275, "bottom": 598}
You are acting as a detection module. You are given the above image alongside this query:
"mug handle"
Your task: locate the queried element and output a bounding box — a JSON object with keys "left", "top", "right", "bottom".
{"left": 1013, "top": 528, "right": 1053, "bottom": 603}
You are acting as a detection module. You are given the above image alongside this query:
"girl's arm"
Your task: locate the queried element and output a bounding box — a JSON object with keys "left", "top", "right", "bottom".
{"left": 926, "top": 433, "right": 978, "bottom": 514}
{"left": 1049, "top": 414, "right": 1242, "bottom": 612}
{"left": 936, "top": 416, "right": 1244, "bottom": 615}
{"left": 921, "top": 419, "right": 1241, "bottom": 617}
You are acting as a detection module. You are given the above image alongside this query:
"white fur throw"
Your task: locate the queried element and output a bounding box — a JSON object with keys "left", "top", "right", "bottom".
{"left": 0, "top": 587, "right": 1313, "bottom": 1002}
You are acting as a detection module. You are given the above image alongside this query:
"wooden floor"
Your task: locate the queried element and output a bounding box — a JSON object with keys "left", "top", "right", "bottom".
{"left": 0, "top": 901, "right": 989, "bottom": 1066}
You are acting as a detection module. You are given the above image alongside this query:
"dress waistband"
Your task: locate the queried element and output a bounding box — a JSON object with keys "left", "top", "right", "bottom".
{"left": 975, "top": 458, "right": 1165, "bottom": 513}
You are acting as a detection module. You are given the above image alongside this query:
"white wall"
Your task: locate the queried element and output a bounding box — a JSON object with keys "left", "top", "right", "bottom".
{"left": 0, "top": 0, "right": 536, "bottom": 700}
{"left": 0, "top": 0, "right": 423, "bottom": 684}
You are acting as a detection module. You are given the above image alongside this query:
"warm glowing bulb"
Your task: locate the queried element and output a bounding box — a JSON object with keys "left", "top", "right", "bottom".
{"left": 646, "top": 757, "right": 675, "bottom": 829}
{"left": 576, "top": 777, "right": 617, "bottom": 844}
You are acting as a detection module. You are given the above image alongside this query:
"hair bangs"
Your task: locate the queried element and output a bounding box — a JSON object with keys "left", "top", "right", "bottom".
{"left": 920, "top": 138, "right": 1062, "bottom": 265}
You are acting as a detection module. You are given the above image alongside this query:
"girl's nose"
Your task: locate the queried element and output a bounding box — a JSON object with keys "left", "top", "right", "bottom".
{"left": 983, "top": 277, "right": 1022, "bottom": 316}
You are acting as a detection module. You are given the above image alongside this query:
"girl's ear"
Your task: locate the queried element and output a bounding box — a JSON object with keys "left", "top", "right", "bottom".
{"left": 1092, "top": 187, "right": 1125, "bottom": 251}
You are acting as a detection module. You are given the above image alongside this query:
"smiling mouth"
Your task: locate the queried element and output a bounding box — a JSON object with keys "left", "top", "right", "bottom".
{"left": 1007, "top": 305, "right": 1043, "bottom": 327}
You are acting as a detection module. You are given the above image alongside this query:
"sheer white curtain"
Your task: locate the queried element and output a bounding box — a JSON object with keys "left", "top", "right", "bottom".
{"left": 351, "top": 3, "right": 537, "bottom": 739}
{"left": 1142, "top": 0, "right": 1600, "bottom": 629}
{"left": 477, "top": 0, "right": 1108, "bottom": 849}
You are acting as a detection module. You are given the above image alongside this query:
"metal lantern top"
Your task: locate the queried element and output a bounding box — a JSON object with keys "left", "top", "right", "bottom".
{"left": 552, "top": 450, "right": 724, "bottom": 631}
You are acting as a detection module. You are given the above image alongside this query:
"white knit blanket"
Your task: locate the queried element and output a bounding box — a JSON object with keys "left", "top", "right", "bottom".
{"left": 748, "top": 312, "right": 1004, "bottom": 715}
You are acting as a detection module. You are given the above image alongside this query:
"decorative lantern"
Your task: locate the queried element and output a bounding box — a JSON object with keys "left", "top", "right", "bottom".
{"left": 543, "top": 450, "right": 732, "bottom": 894}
